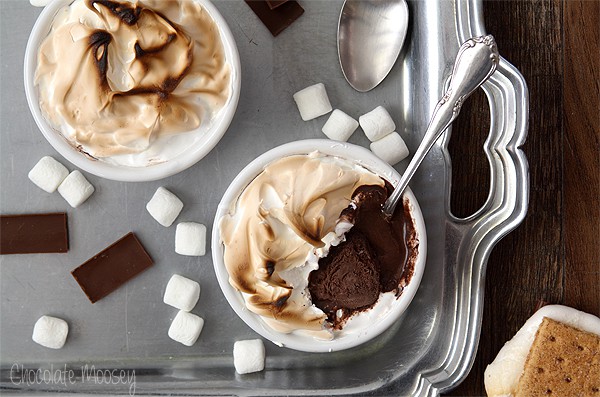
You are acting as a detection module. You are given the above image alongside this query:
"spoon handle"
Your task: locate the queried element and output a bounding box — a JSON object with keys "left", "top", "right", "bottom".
{"left": 382, "top": 35, "right": 500, "bottom": 216}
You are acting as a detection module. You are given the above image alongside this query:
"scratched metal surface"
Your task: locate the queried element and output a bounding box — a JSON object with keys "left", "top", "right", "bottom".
{"left": 0, "top": 0, "right": 528, "bottom": 395}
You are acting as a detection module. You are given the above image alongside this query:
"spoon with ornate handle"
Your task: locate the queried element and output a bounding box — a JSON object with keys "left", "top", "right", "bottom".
{"left": 382, "top": 35, "right": 500, "bottom": 217}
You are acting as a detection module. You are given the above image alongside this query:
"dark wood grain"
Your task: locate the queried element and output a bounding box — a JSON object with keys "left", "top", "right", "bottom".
{"left": 563, "top": 0, "right": 600, "bottom": 316}
{"left": 445, "top": 1, "right": 600, "bottom": 395}
{"left": 448, "top": 89, "right": 490, "bottom": 219}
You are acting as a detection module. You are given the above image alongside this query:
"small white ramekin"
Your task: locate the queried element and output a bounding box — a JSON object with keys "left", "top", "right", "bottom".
{"left": 211, "top": 139, "right": 427, "bottom": 352}
{"left": 24, "top": 0, "right": 241, "bottom": 182}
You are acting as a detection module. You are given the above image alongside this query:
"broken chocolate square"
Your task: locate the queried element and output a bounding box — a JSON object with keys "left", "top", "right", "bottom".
{"left": 0, "top": 213, "right": 68, "bottom": 254}
{"left": 71, "top": 232, "right": 153, "bottom": 303}
{"left": 245, "top": 0, "right": 304, "bottom": 36}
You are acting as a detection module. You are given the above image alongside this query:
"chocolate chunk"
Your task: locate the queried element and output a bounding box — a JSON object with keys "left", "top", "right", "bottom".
{"left": 266, "top": 0, "right": 288, "bottom": 9}
{"left": 0, "top": 213, "right": 68, "bottom": 254}
{"left": 244, "top": 0, "right": 304, "bottom": 37}
{"left": 71, "top": 232, "right": 153, "bottom": 303}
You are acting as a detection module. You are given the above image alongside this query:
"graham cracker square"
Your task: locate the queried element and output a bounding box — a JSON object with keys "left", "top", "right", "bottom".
{"left": 515, "top": 317, "right": 600, "bottom": 397}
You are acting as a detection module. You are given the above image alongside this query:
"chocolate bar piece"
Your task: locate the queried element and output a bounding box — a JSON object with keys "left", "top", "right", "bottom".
{"left": 0, "top": 213, "right": 68, "bottom": 254}
{"left": 71, "top": 232, "right": 153, "bottom": 303}
{"left": 266, "top": 0, "right": 288, "bottom": 9}
{"left": 245, "top": 0, "right": 304, "bottom": 36}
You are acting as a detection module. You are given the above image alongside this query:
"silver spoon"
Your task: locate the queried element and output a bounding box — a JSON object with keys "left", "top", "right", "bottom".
{"left": 382, "top": 35, "right": 500, "bottom": 216}
{"left": 338, "top": 0, "right": 409, "bottom": 92}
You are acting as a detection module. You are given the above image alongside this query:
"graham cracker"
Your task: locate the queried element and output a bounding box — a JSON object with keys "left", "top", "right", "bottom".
{"left": 515, "top": 317, "right": 600, "bottom": 397}
{"left": 584, "top": 348, "right": 600, "bottom": 396}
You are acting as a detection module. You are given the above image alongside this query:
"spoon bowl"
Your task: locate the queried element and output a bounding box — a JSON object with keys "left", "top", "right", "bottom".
{"left": 338, "top": 0, "right": 409, "bottom": 92}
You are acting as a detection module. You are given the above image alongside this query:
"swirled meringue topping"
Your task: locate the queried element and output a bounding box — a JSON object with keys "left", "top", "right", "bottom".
{"left": 219, "top": 153, "right": 386, "bottom": 338}
{"left": 35, "top": 0, "right": 231, "bottom": 164}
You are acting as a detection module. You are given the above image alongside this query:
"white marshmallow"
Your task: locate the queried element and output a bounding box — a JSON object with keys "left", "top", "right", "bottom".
{"left": 28, "top": 156, "right": 69, "bottom": 193}
{"left": 175, "top": 222, "right": 207, "bottom": 256}
{"left": 293, "top": 83, "right": 332, "bottom": 121}
{"left": 163, "top": 274, "right": 201, "bottom": 312}
{"left": 168, "top": 310, "right": 204, "bottom": 346}
{"left": 57, "top": 170, "right": 95, "bottom": 207}
{"left": 233, "top": 339, "right": 265, "bottom": 374}
{"left": 370, "top": 132, "right": 409, "bottom": 165}
{"left": 359, "top": 106, "right": 396, "bottom": 141}
{"left": 30, "top": 0, "right": 52, "bottom": 7}
{"left": 146, "top": 187, "right": 183, "bottom": 227}
{"left": 32, "top": 315, "right": 69, "bottom": 349}
{"left": 321, "top": 109, "right": 359, "bottom": 142}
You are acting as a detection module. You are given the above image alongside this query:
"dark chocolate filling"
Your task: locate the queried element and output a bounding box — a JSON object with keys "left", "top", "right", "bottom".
{"left": 308, "top": 184, "right": 418, "bottom": 328}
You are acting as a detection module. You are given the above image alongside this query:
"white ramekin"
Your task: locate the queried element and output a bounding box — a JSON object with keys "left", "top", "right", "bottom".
{"left": 211, "top": 139, "right": 427, "bottom": 352}
{"left": 24, "top": 0, "right": 241, "bottom": 182}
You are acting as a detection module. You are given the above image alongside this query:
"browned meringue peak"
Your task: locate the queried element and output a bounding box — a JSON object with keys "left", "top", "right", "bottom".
{"left": 219, "top": 154, "right": 384, "bottom": 336}
{"left": 36, "top": 0, "right": 230, "bottom": 158}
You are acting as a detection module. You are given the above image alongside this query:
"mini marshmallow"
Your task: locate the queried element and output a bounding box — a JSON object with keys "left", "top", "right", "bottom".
{"left": 32, "top": 315, "right": 69, "bottom": 349}
{"left": 359, "top": 106, "right": 396, "bottom": 141}
{"left": 57, "top": 170, "right": 95, "bottom": 207}
{"left": 233, "top": 339, "right": 265, "bottom": 374}
{"left": 175, "top": 222, "right": 207, "bottom": 256}
{"left": 146, "top": 187, "right": 183, "bottom": 227}
{"left": 370, "top": 132, "right": 410, "bottom": 165}
{"left": 321, "top": 109, "right": 359, "bottom": 142}
{"left": 163, "top": 274, "right": 201, "bottom": 312}
{"left": 168, "top": 310, "right": 204, "bottom": 346}
{"left": 293, "top": 83, "right": 332, "bottom": 121}
{"left": 30, "top": 0, "right": 52, "bottom": 6}
{"left": 28, "top": 156, "right": 69, "bottom": 193}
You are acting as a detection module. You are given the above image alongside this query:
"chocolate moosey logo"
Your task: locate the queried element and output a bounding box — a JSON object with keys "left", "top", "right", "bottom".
{"left": 9, "top": 363, "right": 136, "bottom": 395}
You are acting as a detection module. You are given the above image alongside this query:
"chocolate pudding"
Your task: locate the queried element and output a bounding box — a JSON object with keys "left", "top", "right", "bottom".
{"left": 309, "top": 231, "right": 380, "bottom": 313}
{"left": 309, "top": 184, "right": 418, "bottom": 328}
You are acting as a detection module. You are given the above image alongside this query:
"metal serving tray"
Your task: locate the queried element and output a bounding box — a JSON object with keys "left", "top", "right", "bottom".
{"left": 0, "top": 0, "right": 528, "bottom": 395}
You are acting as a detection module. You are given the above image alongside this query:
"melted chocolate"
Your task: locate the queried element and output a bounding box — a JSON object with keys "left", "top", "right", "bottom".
{"left": 350, "top": 184, "right": 412, "bottom": 292}
{"left": 308, "top": 184, "right": 418, "bottom": 327}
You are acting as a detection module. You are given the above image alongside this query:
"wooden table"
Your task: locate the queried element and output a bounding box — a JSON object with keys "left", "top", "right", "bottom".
{"left": 445, "top": 0, "right": 600, "bottom": 395}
